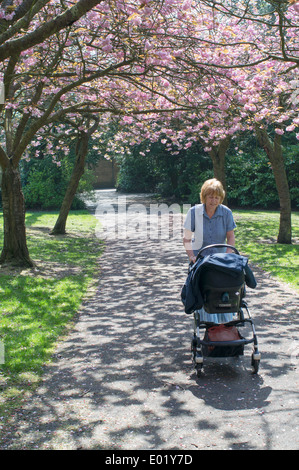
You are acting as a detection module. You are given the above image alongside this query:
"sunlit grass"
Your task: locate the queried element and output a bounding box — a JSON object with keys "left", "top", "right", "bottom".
{"left": 0, "top": 210, "right": 103, "bottom": 418}
{"left": 234, "top": 210, "right": 298, "bottom": 291}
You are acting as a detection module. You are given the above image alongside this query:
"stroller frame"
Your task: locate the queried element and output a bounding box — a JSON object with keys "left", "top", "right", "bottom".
{"left": 190, "top": 244, "right": 261, "bottom": 376}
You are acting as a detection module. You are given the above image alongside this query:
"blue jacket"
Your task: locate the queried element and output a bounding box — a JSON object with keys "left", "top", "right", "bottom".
{"left": 181, "top": 253, "right": 257, "bottom": 314}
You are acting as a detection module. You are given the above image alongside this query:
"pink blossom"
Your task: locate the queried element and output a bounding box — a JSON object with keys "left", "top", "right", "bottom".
{"left": 244, "top": 103, "right": 256, "bottom": 112}
{"left": 182, "top": 0, "right": 192, "bottom": 10}
{"left": 218, "top": 103, "right": 229, "bottom": 111}
{"left": 130, "top": 15, "right": 142, "bottom": 26}
{"left": 184, "top": 142, "right": 192, "bottom": 149}
{"left": 102, "top": 44, "right": 113, "bottom": 52}
{"left": 5, "top": 103, "right": 17, "bottom": 109}
{"left": 291, "top": 2, "right": 299, "bottom": 13}
{"left": 275, "top": 128, "right": 284, "bottom": 135}
{"left": 122, "top": 116, "right": 134, "bottom": 124}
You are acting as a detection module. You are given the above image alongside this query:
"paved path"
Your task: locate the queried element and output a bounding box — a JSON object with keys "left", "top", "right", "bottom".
{"left": 1, "top": 191, "right": 298, "bottom": 450}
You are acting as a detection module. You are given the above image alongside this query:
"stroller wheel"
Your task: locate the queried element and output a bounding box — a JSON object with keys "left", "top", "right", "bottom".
{"left": 191, "top": 338, "right": 203, "bottom": 376}
{"left": 251, "top": 353, "right": 260, "bottom": 374}
{"left": 195, "top": 363, "right": 203, "bottom": 377}
{"left": 191, "top": 338, "right": 197, "bottom": 362}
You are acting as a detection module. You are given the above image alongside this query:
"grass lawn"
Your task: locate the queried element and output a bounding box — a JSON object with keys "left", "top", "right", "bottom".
{"left": 0, "top": 210, "right": 104, "bottom": 419}
{"left": 233, "top": 210, "right": 299, "bottom": 291}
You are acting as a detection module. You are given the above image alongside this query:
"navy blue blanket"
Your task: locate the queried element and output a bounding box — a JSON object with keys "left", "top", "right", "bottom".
{"left": 181, "top": 253, "right": 257, "bottom": 314}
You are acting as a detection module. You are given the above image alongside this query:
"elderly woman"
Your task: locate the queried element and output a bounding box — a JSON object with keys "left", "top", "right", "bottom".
{"left": 183, "top": 178, "right": 236, "bottom": 323}
{"left": 183, "top": 178, "right": 236, "bottom": 262}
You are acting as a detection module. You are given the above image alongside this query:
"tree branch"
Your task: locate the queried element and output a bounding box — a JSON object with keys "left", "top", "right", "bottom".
{"left": 0, "top": 0, "right": 104, "bottom": 61}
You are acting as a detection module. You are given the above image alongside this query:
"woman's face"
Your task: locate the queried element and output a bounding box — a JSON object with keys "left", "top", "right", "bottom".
{"left": 205, "top": 192, "right": 221, "bottom": 211}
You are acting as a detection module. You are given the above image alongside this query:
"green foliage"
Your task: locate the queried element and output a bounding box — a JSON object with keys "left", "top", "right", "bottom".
{"left": 226, "top": 150, "right": 278, "bottom": 208}
{"left": 116, "top": 139, "right": 212, "bottom": 202}
{"left": 226, "top": 139, "right": 299, "bottom": 209}
{"left": 116, "top": 145, "right": 157, "bottom": 192}
{"left": 21, "top": 153, "right": 93, "bottom": 211}
{"left": 22, "top": 159, "right": 68, "bottom": 210}
{"left": 116, "top": 132, "right": 299, "bottom": 209}
{"left": 18, "top": 128, "right": 102, "bottom": 211}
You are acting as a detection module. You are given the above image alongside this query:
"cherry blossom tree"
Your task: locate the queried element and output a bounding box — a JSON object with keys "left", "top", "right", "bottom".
{"left": 0, "top": 0, "right": 197, "bottom": 266}
{"left": 0, "top": 0, "right": 298, "bottom": 268}
{"left": 188, "top": 0, "right": 299, "bottom": 243}
{"left": 106, "top": 0, "right": 298, "bottom": 243}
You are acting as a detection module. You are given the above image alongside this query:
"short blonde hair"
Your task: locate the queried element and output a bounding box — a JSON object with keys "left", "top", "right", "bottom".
{"left": 200, "top": 178, "right": 225, "bottom": 204}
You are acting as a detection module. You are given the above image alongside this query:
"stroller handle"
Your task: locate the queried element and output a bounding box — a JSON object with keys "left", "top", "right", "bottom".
{"left": 196, "top": 244, "right": 240, "bottom": 260}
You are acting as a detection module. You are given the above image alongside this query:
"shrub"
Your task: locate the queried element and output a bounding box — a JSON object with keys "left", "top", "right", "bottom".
{"left": 226, "top": 147, "right": 299, "bottom": 209}
{"left": 21, "top": 155, "right": 88, "bottom": 210}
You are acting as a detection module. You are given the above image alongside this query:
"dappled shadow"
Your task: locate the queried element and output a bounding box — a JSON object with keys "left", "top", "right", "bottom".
{"left": 189, "top": 367, "right": 272, "bottom": 411}
{"left": 1, "top": 194, "right": 299, "bottom": 450}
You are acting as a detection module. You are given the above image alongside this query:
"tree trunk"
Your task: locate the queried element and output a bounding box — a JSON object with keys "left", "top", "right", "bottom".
{"left": 255, "top": 127, "right": 292, "bottom": 244}
{"left": 208, "top": 136, "right": 231, "bottom": 204}
{"left": 0, "top": 163, "right": 34, "bottom": 267}
{"left": 50, "top": 132, "right": 89, "bottom": 235}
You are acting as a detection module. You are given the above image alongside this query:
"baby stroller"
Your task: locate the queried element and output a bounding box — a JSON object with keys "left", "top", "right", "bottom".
{"left": 181, "top": 244, "right": 261, "bottom": 377}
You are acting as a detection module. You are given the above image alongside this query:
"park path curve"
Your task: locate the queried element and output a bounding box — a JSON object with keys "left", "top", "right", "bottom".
{"left": 0, "top": 190, "right": 298, "bottom": 450}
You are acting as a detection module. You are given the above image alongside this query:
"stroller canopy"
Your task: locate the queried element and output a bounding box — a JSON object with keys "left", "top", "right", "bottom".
{"left": 181, "top": 252, "right": 256, "bottom": 315}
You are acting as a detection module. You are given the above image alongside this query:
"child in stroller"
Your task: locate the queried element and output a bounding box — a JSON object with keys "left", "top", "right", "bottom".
{"left": 181, "top": 244, "right": 261, "bottom": 376}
